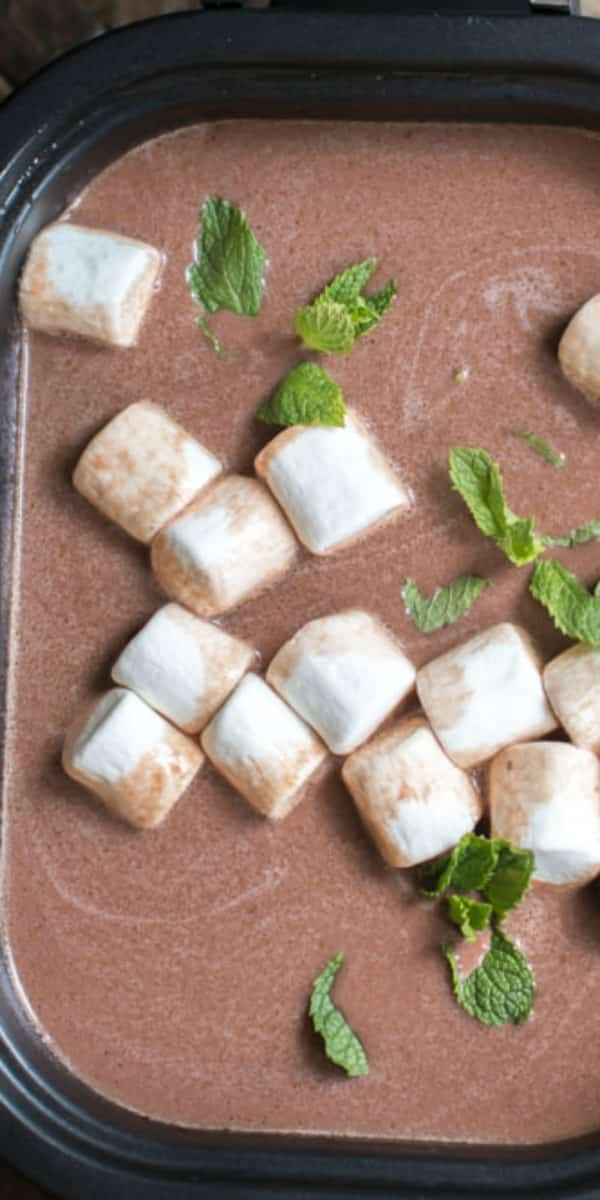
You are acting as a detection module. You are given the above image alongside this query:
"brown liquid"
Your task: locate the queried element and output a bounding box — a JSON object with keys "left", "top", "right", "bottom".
{"left": 5, "top": 121, "right": 600, "bottom": 1145}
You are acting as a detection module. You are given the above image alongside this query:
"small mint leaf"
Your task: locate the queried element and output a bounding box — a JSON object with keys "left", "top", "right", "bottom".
{"left": 187, "top": 196, "right": 266, "bottom": 349}
{"left": 530, "top": 560, "right": 600, "bottom": 647}
{"left": 541, "top": 518, "right": 600, "bottom": 550}
{"left": 420, "top": 834, "right": 499, "bottom": 899}
{"left": 447, "top": 894, "right": 492, "bottom": 942}
{"left": 295, "top": 258, "right": 396, "bottom": 354}
{"left": 294, "top": 301, "right": 355, "bottom": 355}
{"left": 322, "top": 258, "right": 376, "bottom": 306}
{"left": 402, "top": 574, "right": 490, "bottom": 634}
{"left": 257, "top": 361, "right": 346, "bottom": 428}
{"left": 309, "top": 952, "right": 369, "bottom": 1077}
{"left": 444, "top": 926, "right": 535, "bottom": 1026}
{"left": 482, "top": 840, "right": 534, "bottom": 920}
{"left": 512, "top": 430, "right": 565, "bottom": 468}
{"left": 449, "top": 447, "right": 544, "bottom": 566}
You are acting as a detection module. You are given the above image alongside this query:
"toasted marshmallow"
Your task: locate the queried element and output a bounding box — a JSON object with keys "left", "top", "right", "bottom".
{"left": 62, "top": 688, "right": 203, "bottom": 829}
{"left": 19, "top": 222, "right": 162, "bottom": 347}
{"left": 74, "top": 401, "right": 221, "bottom": 543}
{"left": 559, "top": 295, "right": 600, "bottom": 405}
{"left": 112, "top": 603, "right": 256, "bottom": 734}
{"left": 267, "top": 610, "right": 415, "bottom": 754}
{"left": 416, "top": 622, "right": 557, "bottom": 769}
{"left": 543, "top": 643, "right": 600, "bottom": 753}
{"left": 151, "top": 475, "right": 298, "bottom": 618}
{"left": 490, "top": 741, "right": 600, "bottom": 885}
{"left": 255, "top": 408, "right": 409, "bottom": 555}
{"left": 342, "top": 716, "right": 482, "bottom": 868}
{"left": 201, "top": 674, "right": 327, "bottom": 819}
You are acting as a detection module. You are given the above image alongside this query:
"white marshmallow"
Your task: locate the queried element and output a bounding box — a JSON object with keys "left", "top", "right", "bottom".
{"left": 342, "top": 716, "right": 482, "bottom": 868}
{"left": 254, "top": 408, "right": 409, "bottom": 555}
{"left": 416, "top": 622, "right": 557, "bottom": 769}
{"left": 559, "top": 294, "right": 600, "bottom": 406}
{"left": 201, "top": 674, "right": 327, "bottom": 819}
{"left": 267, "top": 610, "right": 415, "bottom": 754}
{"left": 74, "top": 401, "right": 221, "bottom": 543}
{"left": 112, "top": 603, "right": 256, "bottom": 734}
{"left": 543, "top": 643, "right": 600, "bottom": 753}
{"left": 151, "top": 474, "right": 298, "bottom": 618}
{"left": 19, "top": 222, "right": 162, "bottom": 347}
{"left": 62, "top": 688, "right": 203, "bottom": 829}
{"left": 490, "top": 741, "right": 600, "bottom": 885}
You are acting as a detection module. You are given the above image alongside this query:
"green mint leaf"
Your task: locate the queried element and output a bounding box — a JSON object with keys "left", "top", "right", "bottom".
{"left": 447, "top": 894, "right": 493, "bottom": 943}
{"left": 444, "top": 926, "right": 535, "bottom": 1026}
{"left": 257, "top": 361, "right": 345, "bottom": 428}
{"left": 187, "top": 196, "right": 266, "bottom": 348}
{"left": 512, "top": 430, "right": 565, "bottom": 468}
{"left": 482, "top": 840, "right": 534, "bottom": 920}
{"left": 541, "top": 519, "right": 600, "bottom": 549}
{"left": 294, "top": 301, "right": 356, "bottom": 355}
{"left": 295, "top": 258, "right": 396, "bottom": 354}
{"left": 402, "top": 574, "right": 490, "bottom": 634}
{"left": 309, "top": 952, "right": 369, "bottom": 1077}
{"left": 530, "top": 560, "right": 600, "bottom": 646}
{"left": 449, "top": 447, "right": 545, "bottom": 566}
{"left": 420, "top": 834, "right": 499, "bottom": 899}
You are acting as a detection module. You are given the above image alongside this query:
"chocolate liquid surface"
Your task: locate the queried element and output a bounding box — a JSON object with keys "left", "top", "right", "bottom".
{"left": 5, "top": 121, "right": 600, "bottom": 1145}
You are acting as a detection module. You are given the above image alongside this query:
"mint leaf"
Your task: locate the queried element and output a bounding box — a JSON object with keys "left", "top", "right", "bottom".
{"left": 447, "top": 894, "right": 492, "bottom": 942}
{"left": 294, "top": 302, "right": 355, "bottom": 355}
{"left": 482, "top": 840, "right": 534, "bottom": 920}
{"left": 530, "top": 560, "right": 600, "bottom": 646}
{"left": 444, "top": 926, "right": 535, "bottom": 1026}
{"left": 295, "top": 258, "right": 396, "bottom": 354}
{"left": 257, "top": 362, "right": 345, "bottom": 428}
{"left": 187, "top": 196, "right": 266, "bottom": 348}
{"left": 541, "top": 519, "right": 600, "bottom": 549}
{"left": 512, "top": 430, "right": 565, "bottom": 468}
{"left": 449, "top": 447, "right": 545, "bottom": 566}
{"left": 309, "top": 952, "right": 369, "bottom": 1077}
{"left": 402, "top": 574, "right": 490, "bottom": 634}
{"left": 420, "top": 834, "right": 498, "bottom": 898}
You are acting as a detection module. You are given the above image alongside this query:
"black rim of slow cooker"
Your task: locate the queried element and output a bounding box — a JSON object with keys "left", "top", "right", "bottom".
{"left": 2, "top": 9, "right": 600, "bottom": 1197}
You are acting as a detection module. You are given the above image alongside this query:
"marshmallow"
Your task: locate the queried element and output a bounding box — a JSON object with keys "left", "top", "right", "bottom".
{"left": 416, "top": 623, "right": 557, "bottom": 769}
{"left": 490, "top": 741, "right": 600, "bottom": 885}
{"left": 74, "top": 401, "right": 221, "bottom": 543}
{"left": 559, "top": 295, "right": 600, "bottom": 406}
{"left": 112, "top": 603, "right": 256, "bottom": 734}
{"left": 201, "top": 674, "right": 327, "bottom": 819}
{"left": 62, "top": 688, "right": 203, "bottom": 829}
{"left": 267, "top": 610, "right": 415, "bottom": 754}
{"left": 543, "top": 643, "right": 600, "bottom": 753}
{"left": 19, "top": 222, "right": 162, "bottom": 347}
{"left": 342, "top": 716, "right": 482, "bottom": 868}
{"left": 151, "top": 474, "right": 298, "bottom": 618}
{"left": 254, "top": 408, "right": 409, "bottom": 555}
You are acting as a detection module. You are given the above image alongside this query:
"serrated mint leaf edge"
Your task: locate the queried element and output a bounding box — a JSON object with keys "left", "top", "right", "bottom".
{"left": 443, "top": 927, "right": 535, "bottom": 1027}
{"left": 402, "top": 574, "right": 490, "bottom": 634}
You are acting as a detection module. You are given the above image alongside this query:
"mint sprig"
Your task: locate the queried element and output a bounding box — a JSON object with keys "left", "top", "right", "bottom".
{"left": 309, "top": 953, "right": 369, "bottom": 1077}
{"left": 530, "top": 559, "right": 600, "bottom": 646}
{"left": 402, "top": 574, "right": 490, "bottom": 634}
{"left": 187, "top": 195, "right": 266, "bottom": 349}
{"left": 295, "top": 258, "right": 396, "bottom": 355}
{"left": 257, "top": 361, "right": 345, "bottom": 428}
{"left": 449, "top": 447, "right": 544, "bottom": 566}
{"left": 447, "top": 895, "right": 493, "bottom": 943}
{"left": 421, "top": 833, "right": 534, "bottom": 918}
{"left": 444, "top": 926, "right": 535, "bottom": 1026}
{"left": 541, "top": 519, "right": 600, "bottom": 549}
{"left": 512, "top": 430, "right": 565, "bottom": 468}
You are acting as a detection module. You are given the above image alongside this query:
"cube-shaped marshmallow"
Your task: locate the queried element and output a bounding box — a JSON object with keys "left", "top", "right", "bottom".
{"left": 543, "top": 643, "right": 600, "bottom": 752}
{"left": 342, "top": 717, "right": 482, "bottom": 867}
{"left": 254, "top": 408, "right": 409, "bottom": 555}
{"left": 151, "top": 475, "right": 298, "bottom": 618}
{"left": 490, "top": 741, "right": 600, "bottom": 885}
{"left": 267, "top": 610, "right": 415, "bottom": 754}
{"left": 62, "top": 688, "right": 203, "bottom": 829}
{"left": 74, "top": 401, "right": 221, "bottom": 543}
{"left": 20, "top": 222, "right": 162, "bottom": 347}
{"left": 201, "top": 674, "right": 327, "bottom": 819}
{"left": 416, "top": 623, "right": 557, "bottom": 769}
{"left": 112, "top": 603, "right": 256, "bottom": 734}
{"left": 559, "top": 295, "right": 600, "bottom": 406}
